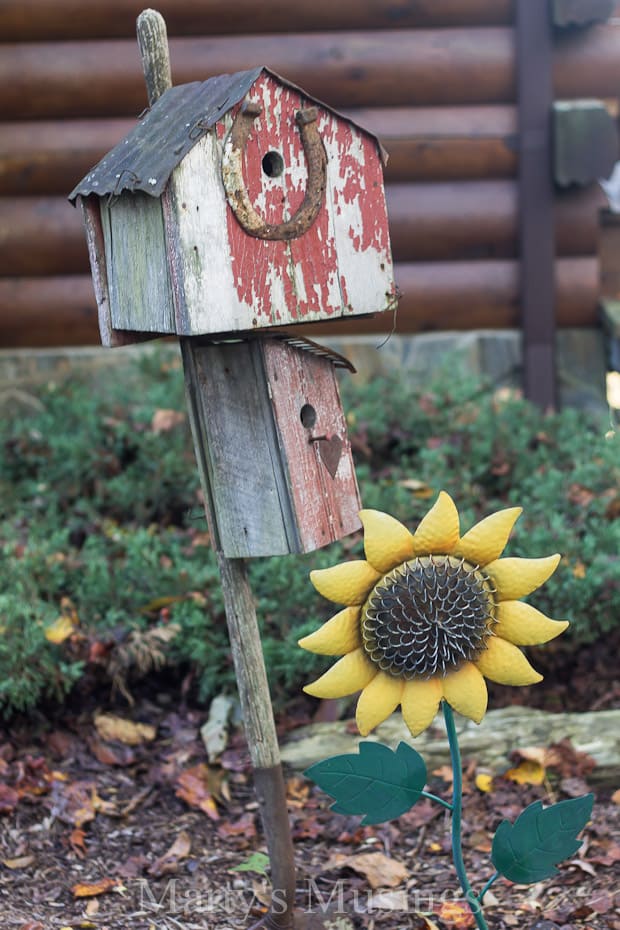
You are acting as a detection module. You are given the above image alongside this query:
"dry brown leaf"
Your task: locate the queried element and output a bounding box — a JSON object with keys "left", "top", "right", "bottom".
{"left": 148, "top": 830, "right": 191, "bottom": 877}
{"left": 326, "top": 851, "right": 408, "bottom": 889}
{"left": 94, "top": 714, "right": 156, "bottom": 746}
{"left": 0, "top": 783, "right": 19, "bottom": 814}
{"left": 1, "top": 855, "right": 34, "bottom": 869}
{"left": 151, "top": 408, "right": 186, "bottom": 433}
{"left": 71, "top": 877, "right": 121, "bottom": 898}
{"left": 175, "top": 763, "right": 219, "bottom": 820}
{"left": 85, "top": 899, "right": 100, "bottom": 917}
{"left": 611, "top": 787, "right": 620, "bottom": 805}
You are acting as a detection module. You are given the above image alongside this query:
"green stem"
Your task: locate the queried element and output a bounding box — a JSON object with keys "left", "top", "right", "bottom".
{"left": 478, "top": 871, "right": 500, "bottom": 904}
{"left": 443, "top": 702, "right": 489, "bottom": 930}
{"left": 420, "top": 790, "right": 453, "bottom": 811}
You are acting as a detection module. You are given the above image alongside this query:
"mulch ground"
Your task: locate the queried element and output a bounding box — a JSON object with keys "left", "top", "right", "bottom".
{"left": 0, "top": 673, "right": 618, "bottom": 930}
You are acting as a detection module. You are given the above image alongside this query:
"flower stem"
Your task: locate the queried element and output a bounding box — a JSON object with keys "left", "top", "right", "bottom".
{"left": 443, "top": 702, "right": 489, "bottom": 930}
{"left": 420, "top": 790, "right": 453, "bottom": 811}
{"left": 478, "top": 871, "right": 500, "bottom": 904}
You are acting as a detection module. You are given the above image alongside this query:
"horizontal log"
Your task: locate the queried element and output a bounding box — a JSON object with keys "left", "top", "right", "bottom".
{"left": 387, "top": 182, "right": 606, "bottom": 261}
{"left": 0, "top": 119, "right": 133, "bottom": 195}
{"left": 0, "top": 276, "right": 99, "bottom": 347}
{"left": 304, "top": 257, "right": 600, "bottom": 334}
{"left": 2, "top": 25, "right": 619, "bottom": 121}
{"left": 0, "top": 108, "right": 521, "bottom": 195}
{"left": 0, "top": 183, "right": 605, "bottom": 277}
{"left": 0, "top": 197, "right": 88, "bottom": 275}
{"left": 0, "top": 30, "right": 515, "bottom": 119}
{"left": 0, "top": 259, "right": 599, "bottom": 347}
{"left": 0, "top": 0, "right": 516, "bottom": 41}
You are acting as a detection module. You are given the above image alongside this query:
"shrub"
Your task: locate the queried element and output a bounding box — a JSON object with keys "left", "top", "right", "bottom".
{"left": 0, "top": 347, "right": 617, "bottom": 717}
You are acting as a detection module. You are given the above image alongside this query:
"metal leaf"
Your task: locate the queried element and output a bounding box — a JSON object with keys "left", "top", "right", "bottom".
{"left": 304, "top": 741, "right": 427, "bottom": 826}
{"left": 491, "top": 794, "right": 594, "bottom": 884}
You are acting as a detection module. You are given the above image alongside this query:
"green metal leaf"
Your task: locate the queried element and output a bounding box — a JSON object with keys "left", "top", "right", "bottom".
{"left": 491, "top": 794, "right": 594, "bottom": 884}
{"left": 304, "top": 741, "right": 427, "bottom": 825}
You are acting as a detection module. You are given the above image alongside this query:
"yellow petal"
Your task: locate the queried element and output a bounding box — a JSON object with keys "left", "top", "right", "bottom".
{"left": 298, "top": 607, "right": 362, "bottom": 655}
{"left": 495, "top": 601, "right": 569, "bottom": 646}
{"left": 485, "top": 554, "right": 561, "bottom": 600}
{"left": 412, "top": 491, "right": 460, "bottom": 555}
{"left": 303, "top": 647, "right": 376, "bottom": 698}
{"left": 310, "top": 561, "right": 380, "bottom": 606}
{"left": 441, "top": 662, "right": 488, "bottom": 724}
{"left": 401, "top": 677, "right": 443, "bottom": 737}
{"left": 355, "top": 671, "right": 404, "bottom": 736}
{"left": 359, "top": 509, "right": 415, "bottom": 573}
{"left": 455, "top": 507, "right": 522, "bottom": 566}
{"left": 475, "top": 636, "right": 542, "bottom": 686}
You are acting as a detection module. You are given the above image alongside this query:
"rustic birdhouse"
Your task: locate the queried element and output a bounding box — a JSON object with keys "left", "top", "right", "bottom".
{"left": 69, "top": 66, "right": 396, "bottom": 345}
{"left": 70, "top": 65, "right": 396, "bottom": 558}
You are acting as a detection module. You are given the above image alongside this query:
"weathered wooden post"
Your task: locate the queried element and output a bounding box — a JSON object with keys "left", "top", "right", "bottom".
{"left": 69, "top": 9, "right": 395, "bottom": 926}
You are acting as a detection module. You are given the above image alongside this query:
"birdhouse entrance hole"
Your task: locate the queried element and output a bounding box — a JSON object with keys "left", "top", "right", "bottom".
{"left": 300, "top": 403, "right": 317, "bottom": 428}
{"left": 262, "top": 151, "right": 284, "bottom": 178}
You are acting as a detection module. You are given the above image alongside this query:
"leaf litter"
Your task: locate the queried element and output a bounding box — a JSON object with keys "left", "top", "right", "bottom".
{"left": 0, "top": 687, "right": 617, "bottom": 930}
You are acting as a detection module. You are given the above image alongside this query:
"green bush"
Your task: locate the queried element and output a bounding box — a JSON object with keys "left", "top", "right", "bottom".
{"left": 0, "top": 348, "right": 618, "bottom": 717}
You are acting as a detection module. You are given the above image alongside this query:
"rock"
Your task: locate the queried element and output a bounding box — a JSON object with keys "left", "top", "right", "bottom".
{"left": 280, "top": 706, "right": 620, "bottom": 785}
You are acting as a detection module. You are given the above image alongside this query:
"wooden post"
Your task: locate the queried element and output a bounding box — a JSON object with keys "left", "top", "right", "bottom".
{"left": 516, "top": 0, "right": 557, "bottom": 409}
{"left": 137, "top": 10, "right": 297, "bottom": 927}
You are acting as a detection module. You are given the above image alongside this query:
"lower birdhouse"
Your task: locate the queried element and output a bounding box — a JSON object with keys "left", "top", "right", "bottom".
{"left": 183, "top": 334, "right": 361, "bottom": 557}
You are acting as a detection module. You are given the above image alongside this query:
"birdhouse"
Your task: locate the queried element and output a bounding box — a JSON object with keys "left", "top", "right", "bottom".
{"left": 184, "top": 334, "right": 362, "bottom": 557}
{"left": 69, "top": 66, "right": 396, "bottom": 345}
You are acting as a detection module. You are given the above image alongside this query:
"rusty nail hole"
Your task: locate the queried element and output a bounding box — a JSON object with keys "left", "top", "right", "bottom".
{"left": 262, "top": 151, "right": 284, "bottom": 178}
{"left": 300, "top": 404, "right": 317, "bottom": 429}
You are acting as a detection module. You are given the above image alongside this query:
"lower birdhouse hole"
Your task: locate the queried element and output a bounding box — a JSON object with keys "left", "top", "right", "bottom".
{"left": 262, "top": 151, "right": 285, "bottom": 178}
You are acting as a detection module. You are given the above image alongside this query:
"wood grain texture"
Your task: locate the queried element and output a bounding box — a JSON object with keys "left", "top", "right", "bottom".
{"left": 3, "top": 26, "right": 620, "bottom": 120}
{"left": 0, "top": 257, "right": 600, "bottom": 347}
{"left": 0, "top": 258, "right": 599, "bottom": 347}
{"left": 0, "top": 0, "right": 515, "bottom": 41}
{"left": 101, "top": 193, "right": 175, "bottom": 333}
{"left": 2, "top": 182, "right": 604, "bottom": 278}
{"left": 182, "top": 341, "right": 297, "bottom": 558}
{"left": 161, "top": 73, "right": 394, "bottom": 336}
{"left": 0, "top": 109, "right": 519, "bottom": 195}
{"left": 262, "top": 338, "right": 361, "bottom": 553}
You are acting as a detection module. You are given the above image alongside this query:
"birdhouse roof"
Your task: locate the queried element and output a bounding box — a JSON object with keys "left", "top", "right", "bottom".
{"left": 69, "top": 66, "right": 386, "bottom": 203}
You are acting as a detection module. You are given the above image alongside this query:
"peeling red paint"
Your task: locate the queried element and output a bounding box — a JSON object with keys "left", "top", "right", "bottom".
{"left": 220, "top": 72, "right": 392, "bottom": 327}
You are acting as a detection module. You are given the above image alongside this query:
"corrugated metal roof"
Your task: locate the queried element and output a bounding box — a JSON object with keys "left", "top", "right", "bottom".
{"left": 69, "top": 66, "right": 386, "bottom": 202}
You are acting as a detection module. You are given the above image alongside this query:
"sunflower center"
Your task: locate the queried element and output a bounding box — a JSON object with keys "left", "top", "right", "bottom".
{"left": 361, "top": 555, "right": 495, "bottom": 679}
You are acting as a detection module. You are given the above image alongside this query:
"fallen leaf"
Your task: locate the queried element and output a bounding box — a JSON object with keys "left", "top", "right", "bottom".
{"left": 475, "top": 773, "right": 493, "bottom": 793}
{"left": 70, "top": 828, "right": 87, "bottom": 857}
{"left": 175, "top": 763, "right": 219, "bottom": 820}
{"left": 94, "top": 714, "right": 156, "bottom": 746}
{"left": 2, "top": 855, "right": 34, "bottom": 869}
{"left": 217, "top": 811, "right": 256, "bottom": 841}
{"left": 326, "top": 851, "right": 408, "bottom": 889}
{"left": 151, "top": 408, "right": 185, "bottom": 433}
{"left": 230, "top": 851, "right": 270, "bottom": 876}
{"left": 504, "top": 759, "right": 546, "bottom": 786}
{"left": 71, "top": 877, "right": 120, "bottom": 898}
{"left": 612, "top": 788, "right": 620, "bottom": 805}
{"left": 45, "top": 596, "right": 81, "bottom": 644}
{"left": 85, "top": 898, "right": 100, "bottom": 917}
{"left": 200, "top": 693, "right": 235, "bottom": 763}
{"left": 18, "top": 923, "right": 44, "bottom": 930}
{"left": 0, "top": 783, "right": 19, "bottom": 813}
{"left": 436, "top": 900, "right": 476, "bottom": 928}
{"left": 397, "top": 479, "right": 434, "bottom": 498}
{"left": 148, "top": 830, "right": 191, "bottom": 877}
{"left": 572, "top": 561, "right": 587, "bottom": 579}
{"left": 368, "top": 889, "right": 409, "bottom": 910}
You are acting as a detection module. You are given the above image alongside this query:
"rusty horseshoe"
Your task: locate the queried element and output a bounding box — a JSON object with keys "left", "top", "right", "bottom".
{"left": 221, "top": 102, "right": 327, "bottom": 241}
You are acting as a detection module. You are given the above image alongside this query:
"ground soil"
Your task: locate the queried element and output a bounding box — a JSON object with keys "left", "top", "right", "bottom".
{"left": 0, "top": 663, "right": 618, "bottom": 930}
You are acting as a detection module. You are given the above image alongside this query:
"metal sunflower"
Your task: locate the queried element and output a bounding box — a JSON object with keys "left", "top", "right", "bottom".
{"left": 299, "top": 492, "right": 567, "bottom": 737}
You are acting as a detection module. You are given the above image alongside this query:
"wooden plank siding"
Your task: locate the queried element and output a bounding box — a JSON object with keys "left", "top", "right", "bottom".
{"left": 0, "top": 3, "right": 617, "bottom": 348}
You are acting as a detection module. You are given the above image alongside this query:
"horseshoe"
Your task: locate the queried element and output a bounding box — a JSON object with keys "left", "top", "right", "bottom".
{"left": 221, "top": 102, "right": 327, "bottom": 241}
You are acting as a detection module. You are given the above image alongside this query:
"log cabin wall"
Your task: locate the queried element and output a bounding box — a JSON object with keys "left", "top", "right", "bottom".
{"left": 0, "top": 0, "right": 619, "bottom": 350}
